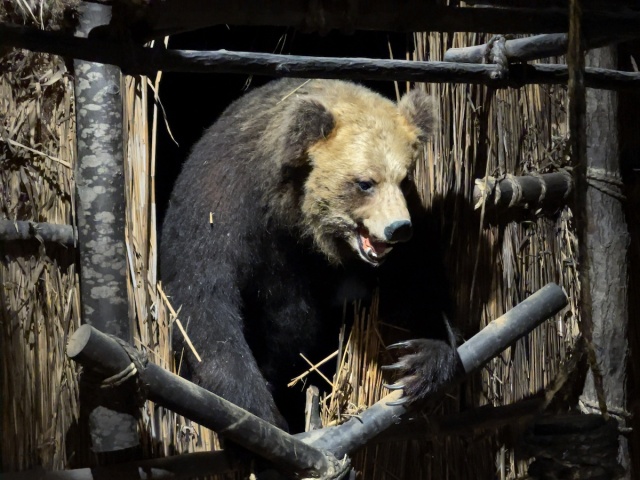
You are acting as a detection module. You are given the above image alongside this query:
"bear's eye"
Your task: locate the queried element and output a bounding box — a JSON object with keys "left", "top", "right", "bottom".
{"left": 356, "top": 180, "right": 374, "bottom": 192}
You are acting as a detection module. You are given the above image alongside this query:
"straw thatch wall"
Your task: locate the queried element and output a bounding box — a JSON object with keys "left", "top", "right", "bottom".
{"left": 0, "top": 1, "right": 81, "bottom": 472}
{"left": 122, "top": 67, "right": 228, "bottom": 463}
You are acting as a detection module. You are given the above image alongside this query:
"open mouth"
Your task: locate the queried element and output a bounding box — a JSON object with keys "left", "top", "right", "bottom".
{"left": 355, "top": 226, "right": 393, "bottom": 265}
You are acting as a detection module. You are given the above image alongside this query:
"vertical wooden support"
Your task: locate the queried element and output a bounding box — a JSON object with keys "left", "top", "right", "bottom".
{"left": 73, "top": 2, "right": 138, "bottom": 453}
{"left": 578, "top": 46, "right": 631, "bottom": 476}
{"left": 568, "top": 1, "right": 629, "bottom": 476}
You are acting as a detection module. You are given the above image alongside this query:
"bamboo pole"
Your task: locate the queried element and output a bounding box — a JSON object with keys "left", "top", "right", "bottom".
{"left": 472, "top": 171, "right": 573, "bottom": 212}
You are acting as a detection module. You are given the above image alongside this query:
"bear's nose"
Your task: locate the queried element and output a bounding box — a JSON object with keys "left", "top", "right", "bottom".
{"left": 384, "top": 220, "right": 413, "bottom": 243}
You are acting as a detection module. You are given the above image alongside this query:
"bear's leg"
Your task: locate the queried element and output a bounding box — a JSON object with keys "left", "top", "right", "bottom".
{"left": 376, "top": 231, "right": 461, "bottom": 406}
{"left": 250, "top": 270, "right": 338, "bottom": 434}
{"left": 177, "top": 320, "right": 288, "bottom": 430}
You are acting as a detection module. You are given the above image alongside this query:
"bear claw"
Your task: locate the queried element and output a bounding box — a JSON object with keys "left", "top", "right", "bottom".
{"left": 380, "top": 360, "right": 407, "bottom": 371}
{"left": 383, "top": 381, "right": 406, "bottom": 390}
{"left": 382, "top": 337, "right": 458, "bottom": 407}
{"left": 386, "top": 340, "right": 416, "bottom": 350}
{"left": 385, "top": 397, "right": 410, "bottom": 407}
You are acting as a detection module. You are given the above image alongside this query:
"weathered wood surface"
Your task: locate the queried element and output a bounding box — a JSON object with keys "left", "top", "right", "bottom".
{"left": 0, "top": 219, "right": 76, "bottom": 245}
{"left": 578, "top": 46, "right": 631, "bottom": 477}
{"left": 444, "top": 32, "right": 640, "bottom": 64}
{"left": 74, "top": 4, "right": 130, "bottom": 344}
{"left": 73, "top": 2, "right": 137, "bottom": 453}
{"left": 1, "top": 24, "right": 639, "bottom": 90}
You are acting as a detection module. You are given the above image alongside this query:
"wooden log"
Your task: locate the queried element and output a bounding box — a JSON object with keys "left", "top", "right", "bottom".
{"left": 443, "top": 32, "right": 640, "bottom": 64}
{"left": 472, "top": 171, "right": 573, "bottom": 211}
{"left": 66, "top": 326, "right": 347, "bottom": 479}
{"left": 568, "top": 4, "right": 630, "bottom": 477}
{"left": 73, "top": 2, "right": 137, "bottom": 453}
{"left": 578, "top": 46, "right": 631, "bottom": 476}
{"left": 0, "top": 219, "right": 76, "bottom": 245}
{"left": 1, "top": 24, "right": 639, "bottom": 90}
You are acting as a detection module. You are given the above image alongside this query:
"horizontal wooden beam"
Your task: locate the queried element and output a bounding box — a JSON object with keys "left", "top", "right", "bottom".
{"left": 473, "top": 171, "right": 573, "bottom": 211}
{"left": 0, "top": 219, "right": 76, "bottom": 245}
{"left": 444, "top": 32, "right": 640, "bottom": 64}
{"left": 122, "top": 1, "right": 640, "bottom": 40}
{"left": 2, "top": 24, "right": 639, "bottom": 90}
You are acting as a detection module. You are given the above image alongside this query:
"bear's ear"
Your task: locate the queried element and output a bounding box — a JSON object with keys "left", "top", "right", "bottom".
{"left": 283, "top": 98, "right": 335, "bottom": 165}
{"left": 398, "top": 89, "right": 437, "bottom": 142}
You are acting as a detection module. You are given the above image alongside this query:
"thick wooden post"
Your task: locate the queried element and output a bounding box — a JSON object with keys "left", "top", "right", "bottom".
{"left": 578, "top": 46, "right": 630, "bottom": 476}
{"left": 73, "top": 2, "right": 138, "bottom": 453}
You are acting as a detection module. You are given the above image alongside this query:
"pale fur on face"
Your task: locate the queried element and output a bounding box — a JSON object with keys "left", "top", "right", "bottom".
{"left": 299, "top": 82, "right": 430, "bottom": 265}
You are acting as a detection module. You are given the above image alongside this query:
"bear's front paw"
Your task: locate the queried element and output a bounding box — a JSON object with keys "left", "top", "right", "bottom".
{"left": 381, "top": 338, "right": 459, "bottom": 406}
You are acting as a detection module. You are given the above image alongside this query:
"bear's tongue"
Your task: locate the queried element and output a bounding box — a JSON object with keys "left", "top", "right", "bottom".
{"left": 361, "top": 233, "right": 391, "bottom": 259}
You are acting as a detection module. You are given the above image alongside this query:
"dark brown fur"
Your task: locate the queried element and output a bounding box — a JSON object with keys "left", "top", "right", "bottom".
{"left": 160, "top": 79, "right": 456, "bottom": 431}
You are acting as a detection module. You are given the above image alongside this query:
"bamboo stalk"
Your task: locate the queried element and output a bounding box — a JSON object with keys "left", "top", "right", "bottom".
{"left": 472, "top": 171, "right": 573, "bottom": 212}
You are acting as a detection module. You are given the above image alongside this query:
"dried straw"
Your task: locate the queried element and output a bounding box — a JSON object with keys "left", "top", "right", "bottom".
{"left": 122, "top": 59, "right": 246, "bottom": 476}
{"left": 0, "top": 1, "right": 81, "bottom": 471}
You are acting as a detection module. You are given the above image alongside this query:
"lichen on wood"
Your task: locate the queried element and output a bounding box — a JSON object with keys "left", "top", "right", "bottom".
{"left": 73, "top": 1, "right": 137, "bottom": 453}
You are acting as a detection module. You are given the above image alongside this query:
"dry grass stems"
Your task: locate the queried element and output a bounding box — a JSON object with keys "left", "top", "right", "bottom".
{"left": 122, "top": 43, "right": 247, "bottom": 476}
{"left": 0, "top": 0, "right": 81, "bottom": 471}
{"left": 122, "top": 68, "right": 222, "bottom": 458}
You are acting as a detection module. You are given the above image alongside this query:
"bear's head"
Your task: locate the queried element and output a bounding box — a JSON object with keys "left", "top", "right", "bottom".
{"left": 278, "top": 82, "right": 435, "bottom": 266}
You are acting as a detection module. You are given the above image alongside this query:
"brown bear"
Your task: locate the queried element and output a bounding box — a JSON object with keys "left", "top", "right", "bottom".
{"left": 160, "top": 78, "right": 457, "bottom": 431}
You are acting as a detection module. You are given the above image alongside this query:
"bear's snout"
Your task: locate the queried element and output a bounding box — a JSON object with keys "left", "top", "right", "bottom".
{"left": 384, "top": 220, "right": 413, "bottom": 243}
